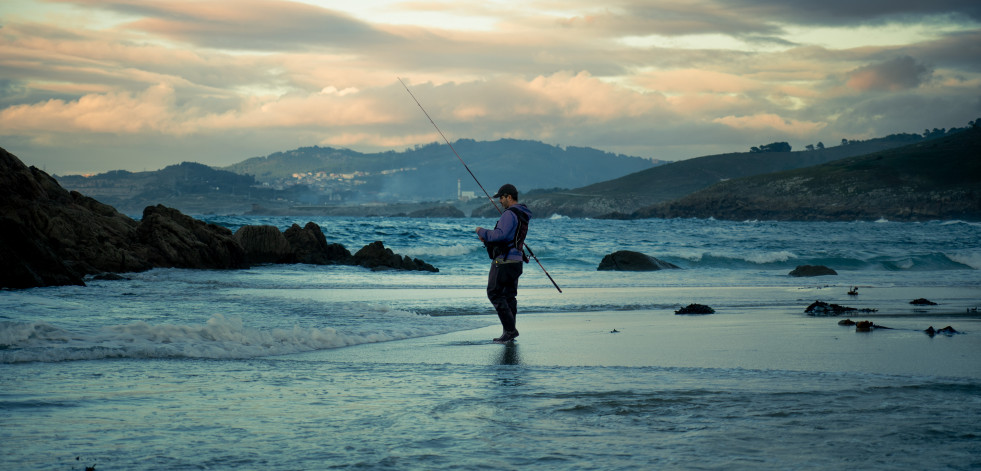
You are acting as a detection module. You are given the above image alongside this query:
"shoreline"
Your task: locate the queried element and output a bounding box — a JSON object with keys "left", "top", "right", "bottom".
{"left": 292, "top": 303, "right": 981, "bottom": 380}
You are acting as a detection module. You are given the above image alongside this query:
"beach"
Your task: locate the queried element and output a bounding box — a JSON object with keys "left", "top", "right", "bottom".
{"left": 3, "top": 216, "right": 980, "bottom": 469}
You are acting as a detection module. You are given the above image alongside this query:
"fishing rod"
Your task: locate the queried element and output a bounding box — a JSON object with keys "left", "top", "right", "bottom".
{"left": 398, "top": 77, "right": 562, "bottom": 293}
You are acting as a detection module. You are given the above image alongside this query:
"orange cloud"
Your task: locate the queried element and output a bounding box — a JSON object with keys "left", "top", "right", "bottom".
{"left": 0, "top": 83, "right": 184, "bottom": 134}
{"left": 713, "top": 113, "right": 826, "bottom": 136}
{"left": 524, "top": 71, "right": 664, "bottom": 119}
{"left": 633, "top": 69, "right": 761, "bottom": 94}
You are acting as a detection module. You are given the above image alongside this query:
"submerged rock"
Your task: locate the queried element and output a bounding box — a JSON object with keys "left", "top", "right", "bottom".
{"left": 846, "top": 320, "right": 891, "bottom": 332}
{"left": 925, "top": 326, "right": 958, "bottom": 337}
{"left": 789, "top": 265, "right": 837, "bottom": 277}
{"left": 675, "top": 304, "right": 715, "bottom": 315}
{"left": 806, "top": 301, "right": 853, "bottom": 316}
{"left": 598, "top": 250, "right": 680, "bottom": 271}
{"left": 805, "top": 301, "right": 876, "bottom": 316}
{"left": 910, "top": 298, "right": 937, "bottom": 305}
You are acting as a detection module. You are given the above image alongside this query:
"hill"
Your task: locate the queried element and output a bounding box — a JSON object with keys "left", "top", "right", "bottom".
{"left": 55, "top": 162, "right": 289, "bottom": 215}
{"left": 224, "top": 139, "right": 661, "bottom": 201}
{"left": 515, "top": 134, "right": 928, "bottom": 218}
{"left": 57, "top": 139, "right": 662, "bottom": 215}
{"left": 632, "top": 126, "right": 981, "bottom": 221}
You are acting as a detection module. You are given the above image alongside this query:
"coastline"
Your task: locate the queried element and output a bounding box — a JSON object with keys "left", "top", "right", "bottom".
{"left": 294, "top": 291, "right": 981, "bottom": 380}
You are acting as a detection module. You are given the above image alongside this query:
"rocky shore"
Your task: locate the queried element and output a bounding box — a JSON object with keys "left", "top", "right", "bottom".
{"left": 0, "top": 147, "right": 436, "bottom": 290}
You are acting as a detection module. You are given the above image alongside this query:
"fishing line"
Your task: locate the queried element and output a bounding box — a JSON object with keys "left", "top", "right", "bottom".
{"left": 398, "top": 77, "right": 562, "bottom": 293}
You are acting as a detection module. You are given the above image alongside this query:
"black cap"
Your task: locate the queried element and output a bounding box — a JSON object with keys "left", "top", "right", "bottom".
{"left": 493, "top": 183, "right": 518, "bottom": 199}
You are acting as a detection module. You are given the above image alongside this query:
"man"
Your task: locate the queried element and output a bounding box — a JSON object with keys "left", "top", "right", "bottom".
{"left": 475, "top": 183, "right": 532, "bottom": 343}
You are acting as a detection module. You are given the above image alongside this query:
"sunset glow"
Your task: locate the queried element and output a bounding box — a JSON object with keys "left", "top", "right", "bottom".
{"left": 1, "top": 0, "right": 978, "bottom": 174}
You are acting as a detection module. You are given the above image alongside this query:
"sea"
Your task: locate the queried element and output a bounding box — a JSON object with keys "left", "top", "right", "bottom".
{"left": 2, "top": 215, "right": 980, "bottom": 470}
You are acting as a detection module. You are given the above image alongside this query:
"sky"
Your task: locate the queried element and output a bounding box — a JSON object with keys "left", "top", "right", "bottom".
{"left": 1, "top": 0, "right": 979, "bottom": 175}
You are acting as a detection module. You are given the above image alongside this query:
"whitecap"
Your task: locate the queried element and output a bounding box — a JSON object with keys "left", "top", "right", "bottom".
{"left": 744, "top": 251, "right": 798, "bottom": 264}
{"left": 400, "top": 243, "right": 475, "bottom": 258}
{"left": 0, "top": 313, "right": 459, "bottom": 363}
{"left": 946, "top": 252, "right": 981, "bottom": 270}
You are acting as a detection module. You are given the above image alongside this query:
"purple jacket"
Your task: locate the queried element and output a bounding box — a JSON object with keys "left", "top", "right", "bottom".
{"left": 477, "top": 203, "right": 532, "bottom": 261}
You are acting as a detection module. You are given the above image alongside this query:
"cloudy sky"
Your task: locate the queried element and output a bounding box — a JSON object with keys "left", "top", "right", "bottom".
{"left": 2, "top": 0, "right": 979, "bottom": 175}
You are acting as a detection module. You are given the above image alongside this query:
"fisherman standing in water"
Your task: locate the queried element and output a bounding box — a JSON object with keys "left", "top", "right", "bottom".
{"left": 476, "top": 184, "right": 532, "bottom": 343}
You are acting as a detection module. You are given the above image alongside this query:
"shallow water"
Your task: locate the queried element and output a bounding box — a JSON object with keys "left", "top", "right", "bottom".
{"left": 2, "top": 216, "right": 980, "bottom": 469}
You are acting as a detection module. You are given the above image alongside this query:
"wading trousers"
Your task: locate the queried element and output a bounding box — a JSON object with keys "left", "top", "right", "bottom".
{"left": 487, "top": 259, "right": 523, "bottom": 333}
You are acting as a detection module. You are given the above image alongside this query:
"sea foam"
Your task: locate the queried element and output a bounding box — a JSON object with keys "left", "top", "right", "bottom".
{"left": 0, "top": 313, "right": 451, "bottom": 363}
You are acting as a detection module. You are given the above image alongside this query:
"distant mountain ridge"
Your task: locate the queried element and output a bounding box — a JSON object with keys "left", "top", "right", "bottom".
{"left": 55, "top": 139, "right": 662, "bottom": 215}
{"left": 631, "top": 126, "right": 981, "bottom": 221}
{"left": 223, "top": 138, "right": 662, "bottom": 200}
{"left": 514, "top": 133, "right": 933, "bottom": 218}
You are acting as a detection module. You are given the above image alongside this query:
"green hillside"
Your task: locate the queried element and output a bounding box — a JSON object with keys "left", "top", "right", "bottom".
{"left": 634, "top": 126, "right": 981, "bottom": 221}
{"left": 517, "top": 134, "right": 926, "bottom": 218}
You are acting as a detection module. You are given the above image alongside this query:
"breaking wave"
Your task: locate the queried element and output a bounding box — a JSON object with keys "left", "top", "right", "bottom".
{"left": 0, "top": 313, "right": 461, "bottom": 364}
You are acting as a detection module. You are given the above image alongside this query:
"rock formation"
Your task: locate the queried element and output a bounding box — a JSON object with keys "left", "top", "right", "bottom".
{"left": 234, "top": 224, "right": 295, "bottom": 264}
{"left": 789, "top": 265, "right": 837, "bottom": 277}
{"left": 675, "top": 304, "right": 715, "bottom": 315}
{"left": 137, "top": 205, "right": 248, "bottom": 269}
{"left": 283, "top": 222, "right": 352, "bottom": 265}
{"left": 1, "top": 146, "right": 249, "bottom": 288}
{"left": 0, "top": 146, "right": 438, "bottom": 289}
{"left": 597, "top": 250, "right": 680, "bottom": 271}
{"left": 352, "top": 241, "right": 439, "bottom": 272}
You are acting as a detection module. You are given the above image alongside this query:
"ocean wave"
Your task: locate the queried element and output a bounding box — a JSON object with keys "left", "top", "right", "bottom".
{"left": 673, "top": 250, "right": 799, "bottom": 266}
{"left": 945, "top": 252, "right": 981, "bottom": 270}
{"left": 400, "top": 243, "right": 477, "bottom": 259}
{"left": 941, "top": 220, "right": 981, "bottom": 228}
{"left": 0, "top": 313, "right": 455, "bottom": 364}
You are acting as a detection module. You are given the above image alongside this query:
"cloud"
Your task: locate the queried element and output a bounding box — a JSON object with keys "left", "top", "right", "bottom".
{"left": 846, "top": 56, "right": 932, "bottom": 91}
{"left": 0, "top": 83, "right": 184, "bottom": 135}
{"left": 55, "top": 0, "right": 396, "bottom": 51}
{"left": 713, "top": 113, "right": 827, "bottom": 135}
{"left": 721, "top": 0, "right": 981, "bottom": 25}
{"left": 2, "top": 0, "right": 980, "bottom": 173}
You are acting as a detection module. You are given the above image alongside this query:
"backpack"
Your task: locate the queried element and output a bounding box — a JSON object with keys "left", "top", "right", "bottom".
{"left": 485, "top": 207, "right": 529, "bottom": 262}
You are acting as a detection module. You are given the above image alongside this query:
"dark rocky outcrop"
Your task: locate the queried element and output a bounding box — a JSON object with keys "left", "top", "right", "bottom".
{"left": 789, "top": 265, "right": 837, "bottom": 277}
{"left": 234, "top": 225, "right": 294, "bottom": 264}
{"left": 283, "top": 222, "right": 352, "bottom": 265}
{"left": 352, "top": 241, "right": 438, "bottom": 272}
{"left": 0, "top": 216, "right": 85, "bottom": 288}
{"left": 1, "top": 146, "right": 438, "bottom": 289}
{"left": 675, "top": 303, "right": 715, "bottom": 315}
{"left": 137, "top": 205, "right": 248, "bottom": 270}
{"left": 598, "top": 251, "right": 680, "bottom": 271}
{"left": 910, "top": 298, "right": 937, "bottom": 305}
